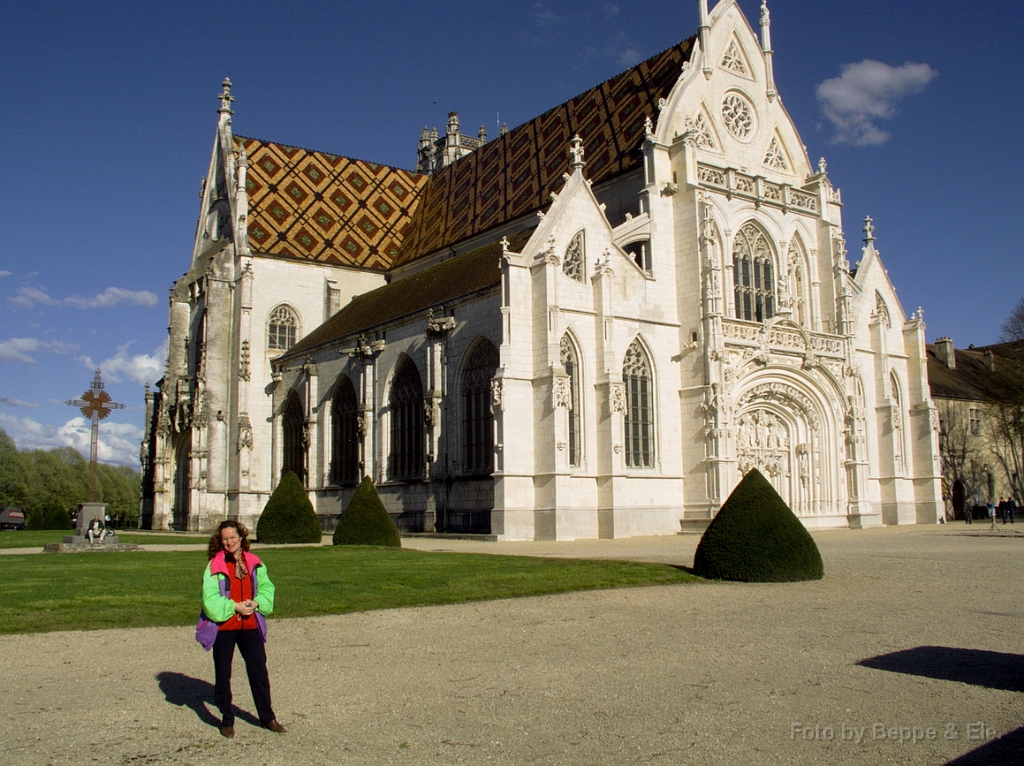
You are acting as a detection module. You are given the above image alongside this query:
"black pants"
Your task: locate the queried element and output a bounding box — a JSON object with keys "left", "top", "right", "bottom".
{"left": 212, "top": 629, "right": 275, "bottom": 726}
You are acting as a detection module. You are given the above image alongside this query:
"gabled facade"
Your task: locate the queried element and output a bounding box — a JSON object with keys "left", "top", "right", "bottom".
{"left": 142, "top": 0, "right": 942, "bottom": 537}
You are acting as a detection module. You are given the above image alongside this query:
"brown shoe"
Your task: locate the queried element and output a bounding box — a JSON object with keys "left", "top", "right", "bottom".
{"left": 265, "top": 720, "right": 286, "bottom": 733}
{"left": 220, "top": 725, "right": 235, "bottom": 738}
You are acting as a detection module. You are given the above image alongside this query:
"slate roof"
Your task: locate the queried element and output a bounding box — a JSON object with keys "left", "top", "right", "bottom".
{"left": 237, "top": 136, "right": 429, "bottom": 271}
{"left": 395, "top": 37, "right": 696, "bottom": 266}
{"left": 282, "top": 227, "right": 536, "bottom": 361}
{"left": 927, "top": 342, "right": 1024, "bottom": 402}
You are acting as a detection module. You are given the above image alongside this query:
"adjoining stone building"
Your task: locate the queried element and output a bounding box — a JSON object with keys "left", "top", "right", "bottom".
{"left": 141, "top": 0, "right": 943, "bottom": 537}
{"left": 928, "top": 338, "right": 1023, "bottom": 519}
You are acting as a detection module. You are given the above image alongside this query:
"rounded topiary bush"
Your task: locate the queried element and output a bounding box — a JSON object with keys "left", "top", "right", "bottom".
{"left": 25, "top": 508, "right": 45, "bottom": 530}
{"left": 333, "top": 476, "right": 401, "bottom": 547}
{"left": 256, "top": 471, "right": 323, "bottom": 544}
{"left": 693, "top": 468, "right": 823, "bottom": 582}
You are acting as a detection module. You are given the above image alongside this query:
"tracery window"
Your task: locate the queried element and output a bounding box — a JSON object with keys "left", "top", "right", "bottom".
{"left": 462, "top": 340, "right": 499, "bottom": 473}
{"left": 788, "top": 239, "right": 808, "bottom": 327}
{"left": 281, "top": 390, "right": 306, "bottom": 482}
{"left": 330, "top": 375, "right": 360, "bottom": 486}
{"left": 969, "top": 407, "right": 982, "bottom": 437}
{"left": 563, "top": 231, "right": 585, "bottom": 282}
{"left": 267, "top": 305, "right": 299, "bottom": 351}
{"left": 560, "top": 335, "right": 581, "bottom": 467}
{"left": 389, "top": 358, "right": 424, "bottom": 480}
{"left": 623, "top": 340, "right": 654, "bottom": 468}
{"left": 693, "top": 111, "right": 717, "bottom": 150}
{"left": 720, "top": 39, "right": 749, "bottom": 75}
{"left": 733, "top": 223, "right": 775, "bottom": 322}
{"left": 721, "top": 93, "right": 754, "bottom": 140}
{"left": 763, "top": 136, "right": 789, "bottom": 171}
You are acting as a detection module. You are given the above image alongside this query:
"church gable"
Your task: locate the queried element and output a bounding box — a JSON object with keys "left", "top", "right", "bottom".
{"left": 239, "top": 136, "right": 429, "bottom": 271}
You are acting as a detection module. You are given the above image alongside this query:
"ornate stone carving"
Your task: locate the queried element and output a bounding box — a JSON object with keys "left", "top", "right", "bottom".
{"left": 491, "top": 379, "right": 504, "bottom": 411}
{"left": 763, "top": 136, "right": 788, "bottom": 171}
{"left": 610, "top": 383, "right": 627, "bottom": 414}
{"left": 552, "top": 375, "right": 572, "bottom": 409}
{"left": 239, "top": 340, "right": 251, "bottom": 381}
{"left": 237, "top": 415, "right": 253, "bottom": 451}
{"left": 721, "top": 93, "right": 754, "bottom": 139}
{"left": 720, "top": 40, "right": 748, "bottom": 75}
{"left": 739, "top": 382, "right": 820, "bottom": 431}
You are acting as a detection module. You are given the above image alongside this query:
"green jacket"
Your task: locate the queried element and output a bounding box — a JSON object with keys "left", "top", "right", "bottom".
{"left": 201, "top": 550, "right": 275, "bottom": 623}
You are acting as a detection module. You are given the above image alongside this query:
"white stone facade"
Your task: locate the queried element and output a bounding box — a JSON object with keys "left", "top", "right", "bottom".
{"left": 143, "top": 1, "right": 942, "bottom": 537}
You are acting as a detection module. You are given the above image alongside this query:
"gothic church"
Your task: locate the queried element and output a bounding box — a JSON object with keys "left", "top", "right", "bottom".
{"left": 141, "top": 0, "right": 942, "bottom": 538}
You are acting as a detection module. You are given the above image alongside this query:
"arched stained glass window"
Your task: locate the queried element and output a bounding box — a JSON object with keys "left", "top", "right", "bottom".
{"left": 268, "top": 305, "right": 299, "bottom": 351}
{"left": 330, "top": 375, "right": 359, "bottom": 486}
{"left": 282, "top": 390, "right": 306, "bottom": 482}
{"left": 389, "top": 359, "right": 424, "bottom": 480}
{"left": 462, "top": 340, "right": 499, "bottom": 473}
{"left": 623, "top": 340, "right": 654, "bottom": 468}
{"left": 560, "top": 335, "right": 581, "bottom": 467}
{"left": 563, "top": 231, "right": 585, "bottom": 282}
{"left": 733, "top": 223, "right": 775, "bottom": 322}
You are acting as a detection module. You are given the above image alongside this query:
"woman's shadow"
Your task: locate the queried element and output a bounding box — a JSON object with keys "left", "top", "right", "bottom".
{"left": 156, "top": 672, "right": 260, "bottom": 728}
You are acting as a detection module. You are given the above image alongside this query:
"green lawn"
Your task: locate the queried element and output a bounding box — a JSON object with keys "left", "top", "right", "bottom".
{"left": 0, "top": 546, "right": 698, "bottom": 635}
{"left": 0, "top": 530, "right": 205, "bottom": 549}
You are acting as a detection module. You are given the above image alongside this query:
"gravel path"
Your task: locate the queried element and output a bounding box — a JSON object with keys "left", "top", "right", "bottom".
{"left": 1, "top": 526, "right": 1021, "bottom": 765}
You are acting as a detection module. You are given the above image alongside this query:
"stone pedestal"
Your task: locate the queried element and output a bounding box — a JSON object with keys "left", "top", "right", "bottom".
{"left": 42, "top": 501, "right": 141, "bottom": 553}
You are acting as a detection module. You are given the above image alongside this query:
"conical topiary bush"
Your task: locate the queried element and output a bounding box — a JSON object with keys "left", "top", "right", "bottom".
{"left": 693, "top": 468, "right": 823, "bottom": 582}
{"left": 44, "top": 506, "right": 73, "bottom": 530}
{"left": 333, "top": 476, "right": 401, "bottom": 547}
{"left": 25, "top": 508, "right": 45, "bottom": 530}
{"left": 256, "top": 471, "right": 323, "bottom": 544}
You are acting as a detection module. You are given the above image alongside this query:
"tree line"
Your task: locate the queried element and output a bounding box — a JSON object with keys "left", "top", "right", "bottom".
{"left": 0, "top": 428, "right": 140, "bottom": 527}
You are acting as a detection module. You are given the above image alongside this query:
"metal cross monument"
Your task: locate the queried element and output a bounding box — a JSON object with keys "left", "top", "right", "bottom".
{"left": 66, "top": 369, "right": 126, "bottom": 502}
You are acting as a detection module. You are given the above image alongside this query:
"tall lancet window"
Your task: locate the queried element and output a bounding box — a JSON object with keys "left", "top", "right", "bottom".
{"left": 623, "top": 340, "right": 654, "bottom": 468}
{"left": 733, "top": 223, "right": 775, "bottom": 322}
{"left": 330, "top": 375, "right": 360, "bottom": 487}
{"left": 268, "top": 305, "right": 299, "bottom": 351}
{"left": 560, "top": 335, "right": 581, "bottom": 467}
{"left": 563, "top": 231, "right": 585, "bottom": 282}
{"left": 461, "top": 340, "right": 499, "bottom": 474}
{"left": 389, "top": 358, "right": 424, "bottom": 480}
{"left": 282, "top": 390, "right": 306, "bottom": 482}
{"left": 890, "top": 372, "right": 905, "bottom": 474}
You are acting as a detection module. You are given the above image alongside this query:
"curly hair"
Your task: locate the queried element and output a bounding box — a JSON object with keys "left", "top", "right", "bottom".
{"left": 207, "top": 519, "right": 251, "bottom": 560}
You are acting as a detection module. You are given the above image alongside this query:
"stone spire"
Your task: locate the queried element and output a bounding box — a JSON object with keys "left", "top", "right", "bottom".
{"left": 569, "top": 135, "right": 586, "bottom": 171}
{"left": 863, "top": 216, "right": 875, "bottom": 245}
{"left": 760, "top": 1, "right": 777, "bottom": 101}
{"left": 698, "top": 0, "right": 712, "bottom": 79}
{"left": 218, "top": 78, "right": 234, "bottom": 117}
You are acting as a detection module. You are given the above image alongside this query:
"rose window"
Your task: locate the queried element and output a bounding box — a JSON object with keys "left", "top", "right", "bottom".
{"left": 722, "top": 94, "right": 754, "bottom": 139}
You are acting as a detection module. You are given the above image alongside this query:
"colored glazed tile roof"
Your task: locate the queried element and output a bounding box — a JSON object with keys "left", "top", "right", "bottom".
{"left": 237, "top": 136, "right": 429, "bottom": 271}
{"left": 282, "top": 227, "right": 536, "bottom": 360}
{"left": 395, "top": 37, "right": 695, "bottom": 267}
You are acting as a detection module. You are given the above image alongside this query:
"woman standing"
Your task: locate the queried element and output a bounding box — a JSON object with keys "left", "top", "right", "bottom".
{"left": 200, "top": 520, "right": 286, "bottom": 738}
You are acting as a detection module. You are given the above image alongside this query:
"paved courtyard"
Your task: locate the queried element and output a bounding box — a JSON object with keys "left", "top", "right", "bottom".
{"left": 0, "top": 525, "right": 1021, "bottom": 764}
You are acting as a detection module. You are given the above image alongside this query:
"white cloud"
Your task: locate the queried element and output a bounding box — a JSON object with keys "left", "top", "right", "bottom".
{"left": 0, "top": 270, "right": 11, "bottom": 278}
{"left": 10, "top": 286, "right": 59, "bottom": 309}
{"left": 0, "top": 337, "right": 44, "bottom": 363}
{"left": 0, "top": 397, "right": 39, "bottom": 408}
{"left": 65, "top": 287, "right": 159, "bottom": 309}
{"left": 84, "top": 340, "right": 166, "bottom": 386}
{"left": 816, "top": 59, "right": 937, "bottom": 145}
{"left": 600, "top": 2, "right": 619, "bottom": 18}
{"left": 0, "top": 337, "right": 77, "bottom": 363}
{"left": 532, "top": 2, "right": 561, "bottom": 26}
{"left": 57, "top": 417, "right": 143, "bottom": 466}
{"left": 0, "top": 412, "right": 142, "bottom": 467}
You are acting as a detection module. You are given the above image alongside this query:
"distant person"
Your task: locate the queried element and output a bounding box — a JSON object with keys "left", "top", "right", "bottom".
{"left": 199, "top": 520, "right": 285, "bottom": 738}
{"left": 965, "top": 504, "right": 972, "bottom": 524}
{"left": 85, "top": 518, "right": 106, "bottom": 543}
{"left": 1009, "top": 497, "right": 1017, "bottom": 524}
{"left": 986, "top": 501, "right": 995, "bottom": 522}
{"left": 999, "top": 498, "right": 1008, "bottom": 524}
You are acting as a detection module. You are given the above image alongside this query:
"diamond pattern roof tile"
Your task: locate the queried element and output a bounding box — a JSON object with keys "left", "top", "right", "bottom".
{"left": 238, "top": 136, "right": 429, "bottom": 271}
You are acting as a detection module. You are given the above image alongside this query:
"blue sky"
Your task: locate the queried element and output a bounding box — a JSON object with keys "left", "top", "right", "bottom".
{"left": 1, "top": 0, "right": 1022, "bottom": 467}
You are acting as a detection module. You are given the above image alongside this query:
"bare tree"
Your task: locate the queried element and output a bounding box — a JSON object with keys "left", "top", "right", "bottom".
{"left": 1000, "top": 296, "right": 1024, "bottom": 342}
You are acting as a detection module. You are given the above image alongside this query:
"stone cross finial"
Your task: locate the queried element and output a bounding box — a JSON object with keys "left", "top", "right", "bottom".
{"left": 569, "top": 135, "right": 586, "bottom": 170}
{"left": 863, "top": 216, "right": 875, "bottom": 244}
{"left": 218, "top": 78, "right": 234, "bottom": 115}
